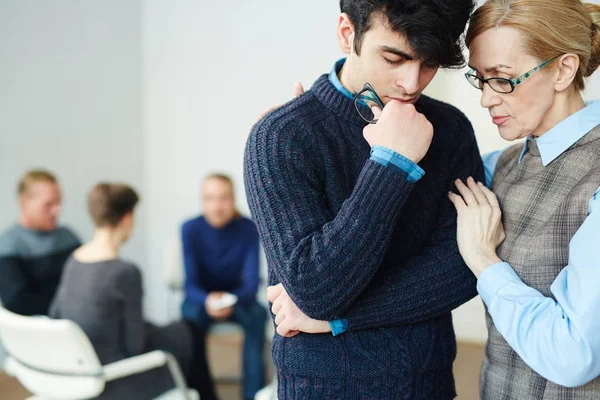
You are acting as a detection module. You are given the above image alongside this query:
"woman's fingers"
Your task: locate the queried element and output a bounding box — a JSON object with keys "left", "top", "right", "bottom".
{"left": 448, "top": 191, "right": 467, "bottom": 212}
{"left": 455, "top": 178, "right": 478, "bottom": 206}
{"left": 479, "top": 182, "right": 501, "bottom": 212}
{"left": 293, "top": 82, "right": 305, "bottom": 97}
{"left": 467, "top": 177, "right": 488, "bottom": 206}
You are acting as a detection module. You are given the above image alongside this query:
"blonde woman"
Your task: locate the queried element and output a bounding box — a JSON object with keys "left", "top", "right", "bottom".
{"left": 448, "top": 0, "right": 600, "bottom": 398}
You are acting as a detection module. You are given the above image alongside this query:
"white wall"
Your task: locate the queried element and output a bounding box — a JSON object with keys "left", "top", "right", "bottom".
{"left": 0, "top": 0, "right": 149, "bottom": 313}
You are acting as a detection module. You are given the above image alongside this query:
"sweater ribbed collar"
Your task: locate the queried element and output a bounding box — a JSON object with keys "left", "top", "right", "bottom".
{"left": 311, "top": 74, "right": 369, "bottom": 127}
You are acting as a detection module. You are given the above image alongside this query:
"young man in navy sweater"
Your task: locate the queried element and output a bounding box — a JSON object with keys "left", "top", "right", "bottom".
{"left": 245, "top": 0, "right": 483, "bottom": 398}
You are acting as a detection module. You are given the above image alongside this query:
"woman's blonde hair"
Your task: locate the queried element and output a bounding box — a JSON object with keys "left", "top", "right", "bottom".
{"left": 466, "top": 0, "right": 600, "bottom": 91}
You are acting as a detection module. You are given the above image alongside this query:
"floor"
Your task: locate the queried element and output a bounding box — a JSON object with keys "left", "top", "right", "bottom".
{"left": 453, "top": 342, "right": 485, "bottom": 399}
{"left": 0, "top": 369, "right": 29, "bottom": 400}
{"left": 0, "top": 339, "right": 484, "bottom": 400}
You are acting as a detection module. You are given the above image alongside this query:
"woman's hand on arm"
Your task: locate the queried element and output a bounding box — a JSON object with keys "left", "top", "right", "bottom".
{"left": 448, "top": 176, "right": 504, "bottom": 277}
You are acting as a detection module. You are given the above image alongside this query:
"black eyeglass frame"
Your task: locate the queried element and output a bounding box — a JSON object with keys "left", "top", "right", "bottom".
{"left": 353, "top": 83, "right": 385, "bottom": 124}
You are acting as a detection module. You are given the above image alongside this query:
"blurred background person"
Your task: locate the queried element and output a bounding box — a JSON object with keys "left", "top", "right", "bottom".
{"left": 50, "top": 183, "right": 200, "bottom": 399}
{"left": 0, "top": 169, "right": 80, "bottom": 315}
{"left": 181, "top": 173, "right": 266, "bottom": 400}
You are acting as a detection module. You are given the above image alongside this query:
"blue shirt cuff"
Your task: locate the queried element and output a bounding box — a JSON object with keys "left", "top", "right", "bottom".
{"left": 369, "top": 146, "right": 425, "bottom": 182}
{"left": 329, "top": 319, "right": 349, "bottom": 336}
{"left": 477, "top": 261, "right": 522, "bottom": 306}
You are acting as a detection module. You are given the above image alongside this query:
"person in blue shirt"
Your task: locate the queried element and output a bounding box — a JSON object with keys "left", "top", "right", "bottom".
{"left": 181, "top": 173, "right": 266, "bottom": 400}
{"left": 445, "top": 0, "right": 600, "bottom": 398}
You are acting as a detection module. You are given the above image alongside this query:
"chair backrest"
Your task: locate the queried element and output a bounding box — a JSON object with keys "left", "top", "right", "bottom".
{"left": 0, "top": 306, "right": 105, "bottom": 398}
{"left": 0, "top": 342, "right": 7, "bottom": 371}
{"left": 0, "top": 332, "right": 8, "bottom": 371}
{"left": 163, "top": 236, "right": 185, "bottom": 291}
{"left": 0, "top": 299, "right": 6, "bottom": 370}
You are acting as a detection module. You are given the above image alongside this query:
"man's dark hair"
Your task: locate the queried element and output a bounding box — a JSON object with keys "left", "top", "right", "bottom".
{"left": 340, "top": 0, "right": 476, "bottom": 68}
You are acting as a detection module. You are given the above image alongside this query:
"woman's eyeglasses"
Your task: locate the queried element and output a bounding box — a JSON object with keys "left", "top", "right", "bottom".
{"left": 464, "top": 56, "right": 558, "bottom": 94}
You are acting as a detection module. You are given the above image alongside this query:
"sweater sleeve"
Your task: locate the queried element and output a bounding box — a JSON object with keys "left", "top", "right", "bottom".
{"left": 244, "top": 117, "right": 416, "bottom": 321}
{"left": 341, "top": 132, "right": 482, "bottom": 331}
{"left": 230, "top": 222, "right": 260, "bottom": 304}
{"left": 0, "top": 255, "right": 51, "bottom": 316}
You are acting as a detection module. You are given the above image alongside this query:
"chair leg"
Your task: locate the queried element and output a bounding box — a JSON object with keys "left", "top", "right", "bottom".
{"left": 164, "top": 353, "right": 192, "bottom": 400}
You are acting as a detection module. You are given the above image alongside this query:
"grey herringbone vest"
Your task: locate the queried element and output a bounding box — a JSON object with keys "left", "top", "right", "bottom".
{"left": 481, "top": 123, "right": 600, "bottom": 400}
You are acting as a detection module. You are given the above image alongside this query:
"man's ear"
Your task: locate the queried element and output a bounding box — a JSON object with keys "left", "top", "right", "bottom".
{"left": 337, "top": 13, "right": 355, "bottom": 55}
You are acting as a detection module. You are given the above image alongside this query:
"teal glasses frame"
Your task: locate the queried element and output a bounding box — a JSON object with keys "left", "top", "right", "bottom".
{"left": 465, "top": 56, "right": 558, "bottom": 94}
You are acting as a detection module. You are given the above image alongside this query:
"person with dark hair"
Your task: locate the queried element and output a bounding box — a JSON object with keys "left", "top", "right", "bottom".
{"left": 50, "top": 183, "right": 201, "bottom": 399}
{"left": 0, "top": 169, "right": 80, "bottom": 316}
{"left": 245, "top": 0, "right": 482, "bottom": 398}
{"left": 181, "top": 174, "right": 265, "bottom": 400}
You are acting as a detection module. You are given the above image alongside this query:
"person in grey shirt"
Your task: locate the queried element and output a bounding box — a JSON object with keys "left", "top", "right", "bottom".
{"left": 50, "top": 182, "right": 204, "bottom": 399}
{"left": 0, "top": 169, "right": 80, "bottom": 316}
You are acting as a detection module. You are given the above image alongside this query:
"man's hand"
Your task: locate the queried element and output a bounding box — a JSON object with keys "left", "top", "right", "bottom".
{"left": 252, "top": 82, "right": 306, "bottom": 126}
{"left": 363, "top": 101, "right": 434, "bottom": 164}
{"left": 267, "top": 283, "right": 331, "bottom": 337}
{"left": 206, "top": 292, "right": 234, "bottom": 320}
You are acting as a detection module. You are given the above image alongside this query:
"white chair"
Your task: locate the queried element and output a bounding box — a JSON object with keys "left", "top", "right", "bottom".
{"left": 0, "top": 341, "right": 7, "bottom": 371}
{"left": 0, "top": 299, "right": 7, "bottom": 371}
{"left": 254, "top": 376, "right": 278, "bottom": 400}
{"left": 0, "top": 305, "right": 198, "bottom": 400}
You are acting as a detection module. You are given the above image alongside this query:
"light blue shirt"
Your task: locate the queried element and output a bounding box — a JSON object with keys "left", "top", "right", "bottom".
{"left": 479, "top": 100, "right": 600, "bottom": 388}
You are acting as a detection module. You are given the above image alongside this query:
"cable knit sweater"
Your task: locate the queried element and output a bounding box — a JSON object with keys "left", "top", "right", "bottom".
{"left": 244, "top": 74, "right": 483, "bottom": 399}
